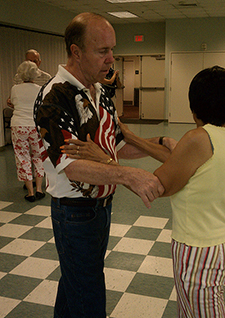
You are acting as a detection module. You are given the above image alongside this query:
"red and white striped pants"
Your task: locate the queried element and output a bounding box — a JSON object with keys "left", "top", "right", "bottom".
{"left": 172, "top": 239, "right": 225, "bottom": 318}
{"left": 11, "top": 126, "right": 44, "bottom": 182}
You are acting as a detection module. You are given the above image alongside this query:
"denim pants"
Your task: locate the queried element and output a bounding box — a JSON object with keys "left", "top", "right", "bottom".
{"left": 51, "top": 198, "right": 112, "bottom": 318}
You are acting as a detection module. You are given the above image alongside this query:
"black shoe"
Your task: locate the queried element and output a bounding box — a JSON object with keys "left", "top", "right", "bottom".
{"left": 25, "top": 195, "right": 35, "bottom": 202}
{"left": 23, "top": 181, "right": 36, "bottom": 190}
{"left": 36, "top": 192, "right": 45, "bottom": 200}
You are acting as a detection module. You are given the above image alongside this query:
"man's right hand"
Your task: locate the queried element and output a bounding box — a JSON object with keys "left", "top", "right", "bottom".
{"left": 124, "top": 168, "right": 164, "bottom": 209}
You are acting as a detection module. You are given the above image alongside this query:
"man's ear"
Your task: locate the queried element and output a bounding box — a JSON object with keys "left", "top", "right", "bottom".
{"left": 70, "top": 44, "right": 81, "bottom": 59}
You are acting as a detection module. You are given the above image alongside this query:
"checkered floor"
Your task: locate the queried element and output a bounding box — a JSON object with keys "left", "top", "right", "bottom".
{"left": 1, "top": 122, "right": 195, "bottom": 317}
{"left": 0, "top": 198, "right": 176, "bottom": 318}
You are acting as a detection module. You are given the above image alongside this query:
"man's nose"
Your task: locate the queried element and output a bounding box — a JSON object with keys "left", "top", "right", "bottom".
{"left": 106, "top": 51, "right": 114, "bottom": 64}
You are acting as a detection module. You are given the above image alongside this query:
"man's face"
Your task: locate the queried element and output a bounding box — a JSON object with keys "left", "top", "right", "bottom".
{"left": 78, "top": 20, "right": 116, "bottom": 85}
{"left": 26, "top": 52, "right": 41, "bottom": 67}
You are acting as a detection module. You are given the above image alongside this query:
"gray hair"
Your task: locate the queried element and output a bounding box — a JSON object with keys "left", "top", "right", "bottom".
{"left": 17, "top": 61, "right": 41, "bottom": 82}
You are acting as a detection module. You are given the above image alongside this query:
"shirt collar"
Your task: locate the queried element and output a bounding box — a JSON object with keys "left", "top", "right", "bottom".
{"left": 58, "top": 65, "right": 102, "bottom": 94}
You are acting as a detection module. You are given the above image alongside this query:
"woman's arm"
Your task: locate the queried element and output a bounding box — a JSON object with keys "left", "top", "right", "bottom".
{"left": 61, "top": 122, "right": 178, "bottom": 164}
{"left": 61, "top": 132, "right": 172, "bottom": 163}
{"left": 118, "top": 120, "right": 177, "bottom": 162}
{"left": 154, "top": 127, "right": 213, "bottom": 196}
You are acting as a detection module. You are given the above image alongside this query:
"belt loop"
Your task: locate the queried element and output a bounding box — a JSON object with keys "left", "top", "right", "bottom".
{"left": 95, "top": 196, "right": 108, "bottom": 208}
{"left": 103, "top": 198, "right": 108, "bottom": 207}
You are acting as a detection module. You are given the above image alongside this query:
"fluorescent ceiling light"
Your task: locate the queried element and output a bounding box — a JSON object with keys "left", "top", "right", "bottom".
{"left": 108, "top": 11, "right": 139, "bottom": 18}
{"left": 107, "top": 0, "right": 161, "bottom": 3}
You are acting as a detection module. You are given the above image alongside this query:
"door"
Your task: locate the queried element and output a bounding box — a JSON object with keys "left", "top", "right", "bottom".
{"left": 113, "top": 57, "right": 123, "bottom": 117}
{"left": 203, "top": 52, "right": 225, "bottom": 68}
{"left": 169, "top": 53, "right": 203, "bottom": 123}
{"left": 123, "top": 59, "right": 135, "bottom": 103}
{"left": 140, "top": 55, "right": 165, "bottom": 119}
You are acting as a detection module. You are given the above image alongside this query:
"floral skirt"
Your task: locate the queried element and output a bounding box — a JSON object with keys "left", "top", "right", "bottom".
{"left": 11, "top": 126, "right": 44, "bottom": 182}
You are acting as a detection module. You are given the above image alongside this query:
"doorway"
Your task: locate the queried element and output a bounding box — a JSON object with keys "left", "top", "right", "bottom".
{"left": 114, "top": 56, "right": 140, "bottom": 119}
{"left": 114, "top": 54, "right": 165, "bottom": 121}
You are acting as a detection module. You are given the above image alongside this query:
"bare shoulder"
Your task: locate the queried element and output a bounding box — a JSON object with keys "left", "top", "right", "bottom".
{"left": 179, "top": 126, "right": 213, "bottom": 159}
{"left": 183, "top": 126, "right": 208, "bottom": 141}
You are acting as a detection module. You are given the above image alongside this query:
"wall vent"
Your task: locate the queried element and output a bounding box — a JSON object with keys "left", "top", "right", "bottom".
{"left": 178, "top": 2, "right": 197, "bottom": 7}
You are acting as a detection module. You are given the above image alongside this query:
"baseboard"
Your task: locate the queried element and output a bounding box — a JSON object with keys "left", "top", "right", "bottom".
{"left": 119, "top": 118, "right": 165, "bottom": 125}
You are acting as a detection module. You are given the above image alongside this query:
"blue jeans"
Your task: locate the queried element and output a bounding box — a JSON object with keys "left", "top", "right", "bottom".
{"left": 51, "top": 198, "right": 112, "bottom": 318}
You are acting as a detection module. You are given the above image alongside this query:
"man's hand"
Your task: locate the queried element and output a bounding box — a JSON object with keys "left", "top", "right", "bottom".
{"left": 7, "top": 97, "right": 14, "bottom": 108}
{"left": 125, "top": 168, "right": 164, "bottom": 209}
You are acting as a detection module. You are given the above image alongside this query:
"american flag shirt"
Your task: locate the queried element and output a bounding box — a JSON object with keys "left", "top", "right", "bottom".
{"left": 34, "top": 65, "right": 124, "bottom": 199}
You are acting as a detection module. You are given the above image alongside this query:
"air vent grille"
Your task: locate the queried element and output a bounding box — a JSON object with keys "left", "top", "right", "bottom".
{"left": 178, "top": 2, "right": 197, "bottom": 7}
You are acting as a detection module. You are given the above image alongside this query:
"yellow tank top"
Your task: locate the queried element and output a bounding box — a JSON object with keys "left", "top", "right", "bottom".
{"left": 171, "top": 124, "right": 225, "bottom": 247}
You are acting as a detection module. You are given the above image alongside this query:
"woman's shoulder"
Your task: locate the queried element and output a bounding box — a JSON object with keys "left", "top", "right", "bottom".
{"left": 182, "top": 126, "right": 209, "bottom": 145}
{"left": 179, "top": 126, "right": 213, "bottom": 160}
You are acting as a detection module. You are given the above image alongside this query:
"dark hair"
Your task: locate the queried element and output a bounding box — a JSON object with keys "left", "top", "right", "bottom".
{"left": 189, "top": 65, "right": 225, "bottom": 126}
{"left": 64, "top": 12, "right": 106, "bottom": 57}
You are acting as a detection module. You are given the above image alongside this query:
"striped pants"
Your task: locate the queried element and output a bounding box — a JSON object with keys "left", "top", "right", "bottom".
{"left": 172, "top": 239, "right": 225, "bottom": 317}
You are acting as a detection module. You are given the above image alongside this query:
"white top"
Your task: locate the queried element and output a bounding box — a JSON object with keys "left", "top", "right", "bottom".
{"left": 11, "top": 82, "right": 41, "bottom": 127}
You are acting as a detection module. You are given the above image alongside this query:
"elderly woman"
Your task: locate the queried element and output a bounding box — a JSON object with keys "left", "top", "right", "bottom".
{"left": 10, "top": 61, "right": 45, "bottom": 202}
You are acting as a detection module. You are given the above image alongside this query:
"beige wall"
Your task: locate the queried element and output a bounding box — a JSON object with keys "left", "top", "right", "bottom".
{"left": 165, "top": 17, "right": 225, "bottom": 119}
{"left": 0, "top": 0, "right": 74, "bottom": 35}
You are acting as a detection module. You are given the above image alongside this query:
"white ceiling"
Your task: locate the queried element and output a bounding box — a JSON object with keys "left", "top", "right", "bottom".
{"left": 36, "top": 0, "right": 225, "bottom": 24}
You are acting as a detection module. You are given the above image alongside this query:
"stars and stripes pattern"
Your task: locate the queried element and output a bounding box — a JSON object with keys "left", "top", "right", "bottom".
{"left": 94, "top": 105, "right": 117, "bottom": 198}
{"left": 34, "top": 80, "right": 123, "bottom": 199}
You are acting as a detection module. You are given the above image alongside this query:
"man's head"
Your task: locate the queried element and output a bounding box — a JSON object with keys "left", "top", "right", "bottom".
{"left": 25, "top": 49, "right": 41, "bottom": 68}
{"left": 64, "top": 12, "right": 116, "bottom": 86}
{"left": 189, "top": 65, "right": 225, "bottom": 126}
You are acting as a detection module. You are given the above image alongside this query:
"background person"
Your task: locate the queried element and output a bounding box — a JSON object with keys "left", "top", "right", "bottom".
{"left": 7, "top": 48, "right": 52, "bottom": 187}
{"left": 13, "top": 49, "right": 51, "bottom": 86}
{"left": 34, "top": 12, "right": 167, "bottom": 318}
{"left": 101, "top": 67, "right": 124, "bottom": 98}
{"left": 10, "top": 61, "right": 45, "bottom": 202}
{"left": 7, "top": 49, "right": 51, "bottom": 108}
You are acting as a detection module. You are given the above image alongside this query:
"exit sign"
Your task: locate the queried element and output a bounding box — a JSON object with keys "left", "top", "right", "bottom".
{"left": 134, "top": 35, "right": 144, "bottom": 42}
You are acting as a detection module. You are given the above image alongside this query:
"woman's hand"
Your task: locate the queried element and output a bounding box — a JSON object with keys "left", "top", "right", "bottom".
{"left": 118, "top": 119, "right": 136, "bottom": 142}
{"left": 60, "top": 134, "right": 117, "bottom": 164}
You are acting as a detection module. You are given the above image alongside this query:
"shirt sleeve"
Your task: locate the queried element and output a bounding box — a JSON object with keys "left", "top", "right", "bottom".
{"left": 36, "top": 103, "right": 78, "bottom": 172}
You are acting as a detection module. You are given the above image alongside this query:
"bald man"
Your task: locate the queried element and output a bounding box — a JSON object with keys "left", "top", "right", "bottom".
{"left": 13, "top": 49, "right": 51, "bottom": 86}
